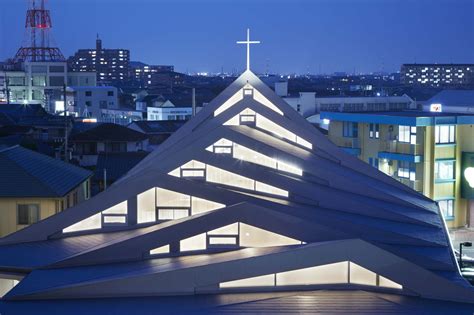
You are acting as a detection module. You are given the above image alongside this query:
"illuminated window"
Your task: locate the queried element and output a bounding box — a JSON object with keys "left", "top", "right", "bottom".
{"left": 398, "top": 125, "right": 416, "bottom": 144}
{"left": 256, "top": 114, "right": 312, "bottom": 149}
{"left": 158, "top": 208, "right": 189, "bottom": 220}
{"left": 102, "top": 201, "right": 127, "bottom": 225}
{"left": 137, "top": 188, "right": 156, "bottom": 223}
{"left": 349, "top": 262, "right": 377, "bottom": 286}
{"left": 156, "top": 188, "right": 190, "bottom": 207}
{"left": 214, "top": 85, "right": 283, "bottom": 117}
{"left": 180, "top": 233, "right": 207, "bottom": 252}
{"left": 207, "top": 138, "right": 302, "bottom": 176}
{"left": 239, "top": 223, "right": 301, "bottom": 247}
{"left": 255, "top": 181, "right": 288, "bottom": 197}
{"left": 369, "top": 124, "right": 379, "bottom": 139}
{"left": 435, "top": 125, "right": 455, "bottom": 144}
{"left": 438, "top": 199, "right": 454, "bottom": 218}
{"left": 397, "top": 161, "right": 415, "bottom": 181}
{"left": 180, "top": 160, "right": 206, "bottom": 178}
{"left": 206, "top": 164, "right": 255, "bottom": 190}
{"left": 434, "top": 160, "right": 454, "bottom": 181}
{"left": 219, "top": 261, "right": 403, "bottom": 290}
{"left": 378, "top": 276, "right": 402, "bottom": 289}
{"left": 0, "top": 278, "right": 20, "bottom": 298}
{"left": 63, "top": 213, "right": 101, "bottom": 233}
{"left": 253, "top": 88, "right": 284, "bottom": 115}
{"left": 276, "top": 262, "right": 349, "bottom": 286}
{"left": 191, "top": 197, "right": 225, "bottom": 215}
{"left": 208, "top": 223, "right": 239, "bottom": 235}
{"left": 172, "top": 160, "right": 288, "bottom": 198}
{"left": 220, "top": 274, "right": 275, "bottom": 288}
{"left": 233, "top": 143, "right": 276, "bottom": 169}
{"left": 214, "top": 88, "right": 244, "bottom": 116}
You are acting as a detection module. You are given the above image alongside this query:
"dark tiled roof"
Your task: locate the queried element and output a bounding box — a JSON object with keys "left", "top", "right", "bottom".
{"left": 128, "top": 120, "right": 186, "bottom": 134}
{"left": 427, "top": 90, "right": 474, "bottom": 107}
{"left": 0, "top": 112, "right": 15, "bottom": 126}
{"left": 94, "top": 151, "right": 149, "bottom": 182}
{"left": 70, "top": 123, "right": 148, "bottom": 142}
{"left": 0, "top": 146, "right": 92, "bottom": 198}
{"left": 0, "top": 104, "right": 46, "bottom": 122}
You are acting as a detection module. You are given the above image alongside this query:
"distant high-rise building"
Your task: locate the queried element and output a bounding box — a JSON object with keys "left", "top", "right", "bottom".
{"left": 129, "top": 62, "right": 174, "bottom": 88}
{"left": 401, "top": 64, "right": 474, "bottom": 87}
{"left": 68, "top": 36, "right": 130, "bottom": 85}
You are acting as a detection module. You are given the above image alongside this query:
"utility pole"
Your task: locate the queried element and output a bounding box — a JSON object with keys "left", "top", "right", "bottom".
{"left": 103, "top": 168, "right": 107, "bottom": 190}
{"left": 63, "top": 84, "right": 68, "bottom": 163}
{"left": 192, "top": 88, "right": 196, "bottom": 117}
{"left": 4, "top": 75, "right": 10, "bottom": 105}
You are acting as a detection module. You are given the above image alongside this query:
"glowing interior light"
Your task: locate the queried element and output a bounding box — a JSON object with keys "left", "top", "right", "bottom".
{"left": 219, "top": 261, "right": 403, "bottom": 290}
{"left": 464, "top": 167, "right": 474, "bottom": 188}
{"left": 223, "top": 108, "right": 312, "bottom": 150}
{"left": 207, "top": 138, "right": 302, "bottom": 176}
{"left": 149, "top": 245, "right": 170, "bottom": 255}
{"left": 63, "top": 213, "right": 101, "bottom": 233}
{"left": 214, "top": 88, "right": 244, "bottom": 116}
{"left": 253, "top": 88, "right": 284, "bottom": 115}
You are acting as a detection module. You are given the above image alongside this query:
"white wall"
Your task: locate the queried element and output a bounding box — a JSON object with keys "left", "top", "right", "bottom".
{"left": 147, "top": 107, "right": 192, "bottom": 121}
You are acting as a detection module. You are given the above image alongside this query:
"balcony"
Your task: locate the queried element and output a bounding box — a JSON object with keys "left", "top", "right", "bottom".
{"left": 381, "top": 139, "right": 423, "bottom": 156}
{"left": 398, "top": 178, "right": 423, "bottom": 193}
{"left": 335, "top": 138, "right": 360, "bottom": 156}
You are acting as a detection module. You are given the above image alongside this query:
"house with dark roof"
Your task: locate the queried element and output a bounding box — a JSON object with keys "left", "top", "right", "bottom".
{"left": 423, "top": 90, "right": 474, "bottom": 114}
{"left": 128, "top": 120, "right": 186, "bottom": 149}
{"left": 92, "top": 151, "right": 149, "bottom": 195}
{"left": 70, "top": 123, "right": 149, "bottom": 166}
{"left": 0, "top": 145, "right": 92, "bottom": 238}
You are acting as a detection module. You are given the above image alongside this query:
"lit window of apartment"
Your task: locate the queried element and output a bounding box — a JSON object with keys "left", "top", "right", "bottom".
{"left": 398, "top": 126, "right": 416, "bottom": 144}
{"left": 438, "top": 199, "right": 454, "bottom": 218}
{"left": 343, "top": 122, "right": 358, "bottom": 138}
{"left": 434, "top": 160, "right": 454, "bottom": 181}
{"left": 369, "top": 123, "right": 379, "bottom": 139}
{"left": 398, "top": 161, "right": 415, "bottom": 180}
{"left": 17, "top": 204, "right": 40, "bottom": 225}
{"left": 435, "top": 125, "right": 455, "bottom": 144}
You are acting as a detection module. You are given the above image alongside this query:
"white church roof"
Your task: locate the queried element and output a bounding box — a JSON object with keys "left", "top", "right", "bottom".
{"left": 0, "top": 69, "right": 472, "bottom": 303}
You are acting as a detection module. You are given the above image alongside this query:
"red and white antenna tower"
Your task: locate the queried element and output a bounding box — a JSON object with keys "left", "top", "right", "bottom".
{"left": 14, "top": 0, "right": 65, "bottom": 63}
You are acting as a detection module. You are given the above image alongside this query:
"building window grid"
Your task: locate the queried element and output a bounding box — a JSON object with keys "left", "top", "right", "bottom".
{"left": 398, "top": 126, "right": 416, "bottom": 144}
{"left": 17, "top": 204, "right": 40, "bottom": 225}
{"left": 397, "top": 161, "right": 415, "bottom": 181}
{"left": 434, "top": 160, "right": 455, "bottom": 181}
{"left": 438, "top": 199, "right": 454, "bottom": 219}
{"left": 369, "top": 124, "right": 379, "bottom": 139}
{"left": 435, "top": 125, "right": 456, "bottom": 144}
{"left": 343, "top": 122, "right": 358, "bottom": 138}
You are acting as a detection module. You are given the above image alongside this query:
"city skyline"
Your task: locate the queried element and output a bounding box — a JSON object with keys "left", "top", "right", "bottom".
{"left": 0, "top": 0, "right": 473, "bottom": 74}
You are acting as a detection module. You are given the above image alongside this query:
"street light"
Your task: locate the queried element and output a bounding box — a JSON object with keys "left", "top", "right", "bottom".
{"left": 460, "top": 242, "right": 473, "bottom": 269}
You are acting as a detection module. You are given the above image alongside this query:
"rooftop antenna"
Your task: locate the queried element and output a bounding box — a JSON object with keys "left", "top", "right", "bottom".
{"left": 14, "top": 0, "right": 65, "bottom": 63}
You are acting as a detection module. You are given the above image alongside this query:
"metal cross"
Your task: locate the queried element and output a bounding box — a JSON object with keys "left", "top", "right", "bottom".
{"left": 237, "top": 28, "right": 261, "bottom": 71}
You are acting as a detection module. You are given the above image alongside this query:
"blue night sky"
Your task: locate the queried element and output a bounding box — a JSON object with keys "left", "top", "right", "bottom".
{"left": 0, "top": 0, "right": 473, "bottom": 74}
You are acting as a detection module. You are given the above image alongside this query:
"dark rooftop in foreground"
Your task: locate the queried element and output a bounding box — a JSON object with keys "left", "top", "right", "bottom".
{"left": 129, "top": 120, "right": 187, "bottom": 134}
{"left": 0, "top": 145, "right": 92, "bottom": 198}
{"left": 1, "top": 290, "right": 474, "bottom": 315}
{"left": 70, "top": 123, "right": 148, "bottom": 142}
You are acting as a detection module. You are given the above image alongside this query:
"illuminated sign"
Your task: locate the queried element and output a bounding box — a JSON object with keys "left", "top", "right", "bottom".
{"left": 461, "top": 152, "right": 474, "bottom": 199}
{"left": 465, "top": 167, "right": 474, "bottom": 188}
{"left": 430, "top": 103, "right": 442, "bottom": 112}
